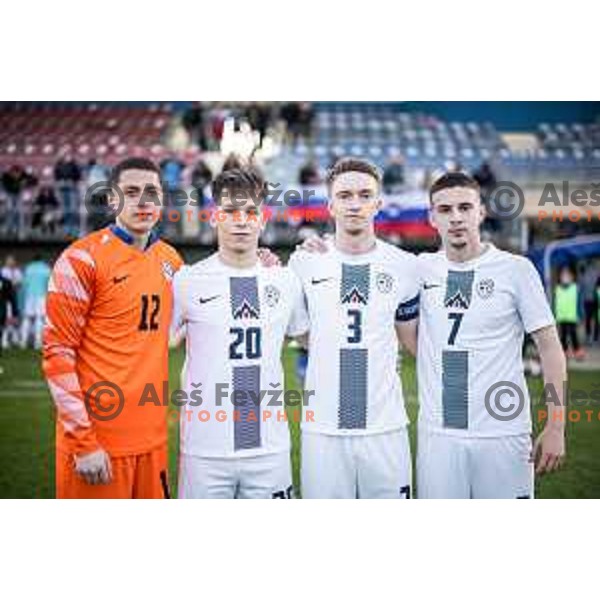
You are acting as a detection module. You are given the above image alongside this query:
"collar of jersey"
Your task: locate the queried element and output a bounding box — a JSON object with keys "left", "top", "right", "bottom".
{"left": 110, "top": 224, "right": 159, "bottom": 251}
{"left": 332, "top": 239, "right": 379, "bottom": 262}
{"left": 445, "top": 242, "right": 496, "bottom": 269}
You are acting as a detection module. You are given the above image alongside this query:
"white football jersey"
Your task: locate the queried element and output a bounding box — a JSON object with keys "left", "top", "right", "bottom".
{"left": 289, "top": 239, "right": 420, "bottom": 435}
{"left": 417, "top": 244, "right": 555, "bottom": 437}
{"left": 172, "top": 254, "right": 309, "bottom": 458}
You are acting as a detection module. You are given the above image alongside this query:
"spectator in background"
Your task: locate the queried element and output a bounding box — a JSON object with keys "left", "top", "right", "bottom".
{"left": 160, "top": 153, "right": 185, "bottom": 192}
{"left": 191, "top": 159, "right": 213, "bottom": 206}
{"left": 280, "top": 102, "right": 299, "bottom": 138}
{"left": 299, "top": 161, "right": 322, "bottom": 186}
{"left": 86, "top": 158, "right": 110, "bottom": 189}
{"left": 85, "top": 159, "right": 112, "bottom": 232}
{"left": 246, "top": 102, "right": 272, "bottom": 144}
{"left": 1, "top": 165, "right": 37, "bottom": 235}
{"left": 473, "top": 162, "right": 499, "bottom": 233}
{"left": 182, "top": 102, "right": 207, "bottom": 151}
{"left": 208, "top": 103, "right": 231, "bottom": 149}
{"left": 382, "top": 156, "right": 405, "bottom": 194}
{"left": 281, "top": 102, "right": 314, "bottom": 143}
{"left": 0, "top": 270, "right": 19, "bottom": 369}
{"left": 20, "top": 255, "right": 51, "bottom": 350}
{"left": 85, "top": 159, "right": 110, "bottom": 230}
{"left": 1, "top": 255, "right": 23, "bottom": 350}
{"left": 54, "top": 154, "right": 82, "bottom": 236}
{"left": 554, "top": 266, "right": 585, "bottom": 360}
{"left": 32, "top": 186, "right": 60, "bottom": 235}
{"left": 473, "top": 162, "right": 497, "bottom": 198}
{"left": 581, "top": 261, "right": 600, "bottom": 345}
{"left": 297, "top": 102, "right": 314, "bottom": 141}
{"left": 160, "top": 153, "right": 186, "bottom": 235}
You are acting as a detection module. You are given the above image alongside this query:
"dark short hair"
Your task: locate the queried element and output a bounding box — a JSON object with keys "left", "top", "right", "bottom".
{"left": 212, "top": 166, "right": 265, "bottom": 205}
{"left": 109, "top": 157, "right": 161, "bottom": 188}
{"left": 221, "top": 153, "right": 246, "bottom": 173}
{"left": 326, "top": 157, "right": 382, "bottom": 191}
{"left": 429, "top": 172, "right": 480, "bottom": 202}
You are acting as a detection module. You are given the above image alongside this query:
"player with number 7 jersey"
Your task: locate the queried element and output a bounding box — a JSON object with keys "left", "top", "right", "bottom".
{"left": 42, "top": 159, "right": 184, "bottom": 498}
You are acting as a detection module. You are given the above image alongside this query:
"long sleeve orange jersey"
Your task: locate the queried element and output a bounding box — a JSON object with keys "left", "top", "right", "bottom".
{"left": 42, "top": 226, "right": 184, "bottom": 457}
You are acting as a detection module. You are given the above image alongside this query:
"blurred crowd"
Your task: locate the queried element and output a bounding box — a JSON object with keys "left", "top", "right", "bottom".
{"left": 181, "top": 101, "right": 315, "bottom": 151}
{"left": 0, "top": 143, "right": 504, "bottom": 248}
{"left": 0, "top": 102, "right": 317, "bottom": 240}
{"left": 0, "top": 153, "right": 218, "bottom": 240}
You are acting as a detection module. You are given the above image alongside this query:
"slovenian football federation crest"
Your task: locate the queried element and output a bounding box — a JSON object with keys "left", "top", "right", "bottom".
{"left": 376, "top": 272, "right": 393, "bottom": 294}
{"left": 162, "top": 261, "right": 175, "bottom": 282}
{"left": 264, "top": 284, "right": 280, "bottom": 307}
{"left": 476, "top": 278, "right": 495, "bottom": 299}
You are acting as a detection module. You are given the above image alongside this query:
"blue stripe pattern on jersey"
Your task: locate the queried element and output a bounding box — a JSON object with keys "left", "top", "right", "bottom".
{"left": 338, "top": 348, "right": 368, "bottom": 429}
{"left": 229, "top": 276, "right": 262, "bottom": 451}
{"left": 444, "top": 270, "right": 475, "bottom": 309}
{"left": 442, "top": 350, "right": 469, "bottom": 429}
{"left": 230, "top": 276, "right": 260, "bottom": 320}
{"left": 233, "top": 365, "right": 261, "bottom": 451}
{"left": 340, "top": 263, "right": 370, "bottom": 305}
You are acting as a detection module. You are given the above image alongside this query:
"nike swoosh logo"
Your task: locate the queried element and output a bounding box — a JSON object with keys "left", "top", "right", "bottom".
{"left": 113, "top": 275, "right": 130, "bottom": 284}
{"left": 198, "top": 295, "right": 220, "bottom": 304}
{"left": 423, "top": 283, "right": 441, "bottom": 290}
{"left": 311, "top": 277, "right": 333, "bottom": 285}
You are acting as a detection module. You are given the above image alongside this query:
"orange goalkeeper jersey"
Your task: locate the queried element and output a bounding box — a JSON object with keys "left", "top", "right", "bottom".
{"left": 43, "top": 226, "right": 184, "bottom": 457}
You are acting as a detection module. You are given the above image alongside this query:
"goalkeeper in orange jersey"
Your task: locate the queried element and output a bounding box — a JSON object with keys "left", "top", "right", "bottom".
{"left": 43, "top": 157, "right": 184, "bottom": 498}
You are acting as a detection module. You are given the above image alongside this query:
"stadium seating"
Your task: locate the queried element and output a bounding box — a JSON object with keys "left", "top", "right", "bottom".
{"left": 0, "top": 102, "right": 172, "bottom": 176}
{"left": 297, "top": 104, "right": 506, "bottom": 171}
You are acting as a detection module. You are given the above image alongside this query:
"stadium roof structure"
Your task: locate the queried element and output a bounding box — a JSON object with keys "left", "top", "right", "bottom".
{"left": 528, "top": 234, "right": 600, "bottom": 294}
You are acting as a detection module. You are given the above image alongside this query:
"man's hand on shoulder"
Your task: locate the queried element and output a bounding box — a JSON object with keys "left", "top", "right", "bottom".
{"left": 296, "top": 233, "right": 330, "bottom": 254}
{"left": 257, "top": 248, "right": 281, "bottom": 268}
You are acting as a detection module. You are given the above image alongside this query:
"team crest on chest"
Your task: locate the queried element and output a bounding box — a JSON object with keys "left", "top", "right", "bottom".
{"left": 476, "top": 278, "right": 495, "bottom": 300}
{"left": 264, "top": 284, "right": 281, "bottom": 308}
{"left": 162, "top": 260, "right": 175, "bottom": 282}
{"left": 376, "top": 272, "right": 394, "bottom": 294}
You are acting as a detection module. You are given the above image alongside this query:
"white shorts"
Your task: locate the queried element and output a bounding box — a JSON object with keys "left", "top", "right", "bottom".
{"left": 417, "top": 430, "right": 534, "bottom": 499}
{"left": 178, "top": 451, "right": 293, "bottom": 499}
{"left": 301, "top": 428, "right": 412, "bottom": 499}
{"left": 24, "top": 297, "right": 46, "bottom": 318}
